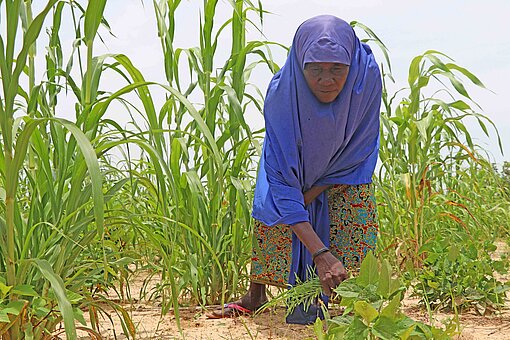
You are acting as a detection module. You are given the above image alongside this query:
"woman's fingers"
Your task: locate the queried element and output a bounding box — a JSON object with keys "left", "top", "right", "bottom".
{"left": 331, "top": 275, "right": 342, "bottom": 288}
{"left": 332, "top": 262, "right": 348, "bottom": 282}
{"left": 315, "top": 252, "right": 349, "bottom": 295}
{"left": 321, "top": 271, "right": 334, "bottom": 296}
{"left": 327, "top": 273, "right": 344, "bottom": 291}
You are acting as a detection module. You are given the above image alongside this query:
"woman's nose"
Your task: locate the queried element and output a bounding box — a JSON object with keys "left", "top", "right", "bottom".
{"left": 319, "top": 74, "right": 335, "bottom": 85}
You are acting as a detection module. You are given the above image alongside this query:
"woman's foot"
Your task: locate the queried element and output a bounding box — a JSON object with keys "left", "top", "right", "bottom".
{"left": 207, "top": 282, "right": 268, "bottom": 318}
{"left": 206, "top": 299, "right": 267, "bottom": 318}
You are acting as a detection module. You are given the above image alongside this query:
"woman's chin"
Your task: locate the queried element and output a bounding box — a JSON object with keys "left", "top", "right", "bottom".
{"left": 317, "top": 93, "right": 338, "bottom": 103}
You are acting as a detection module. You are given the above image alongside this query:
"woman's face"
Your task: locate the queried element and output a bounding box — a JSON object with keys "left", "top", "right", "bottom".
{"left": 303, "top": 62, "right": 349, "bottom": 103}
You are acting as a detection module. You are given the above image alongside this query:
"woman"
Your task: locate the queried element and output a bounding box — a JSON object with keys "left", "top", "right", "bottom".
{"left": 210, "top": 15, "right": 382, "bottom": 323}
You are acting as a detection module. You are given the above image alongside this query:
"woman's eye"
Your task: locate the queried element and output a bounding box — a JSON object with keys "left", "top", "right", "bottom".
{"left": 310, "top": 68, "right": 322, "bottom": 76}
{"left": 331, "top": 68, "right": 344, "bottom": 76}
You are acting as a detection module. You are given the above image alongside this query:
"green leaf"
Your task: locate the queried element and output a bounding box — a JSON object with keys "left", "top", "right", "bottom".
{"left": 84, "top": 0, "right": 107, "bottom": 45}
{"left": 415, "top": 112, "right": 434, "bottom": 140}
{"left": 335, "top": 279, "right": 362, "bottom": 298}
{"left": 372, "top": 316, "right": 398, "bottom": 340}
{"left": 313, "top": 317, "right": 325, "bottom": 340}
{"left": 358, "top": 251, "right": 379, "bottom": 286}
{"left": 398, "top": 324, "right": 416, "bottom": 340}
{"left": 485, "top": 243, "right": 497, "bottom": 252}
{"left": 55, "top": 118, "right": 104, "bottom": 236}
{"left": 417, "top": 75, "right": 430, "bottom": 88}
{"left": 0, "top": 187, "right": 5, "bottom": 202}
{"left": 494, "top": 284, "right": 510, "bottom": 294}
{"left": 328, "top": 315, "right": 352, "bottom": 337}
{"left": 0, "top": 282, "right": 12, "bottom": 298}
{"left": 449, "top": 100, "right": 471, "bottom": 111}
{"left": 354, "top": 301, "right": 379, "bottom": 324}
{"left": 381, "top": 292, "right": 401, "bottom": 319}
{"left": 395, "top": 317, "right": 419, "bottom": 340}
{"left": 2, "top": 300, "right": 26, "bottom": 315}
{"left": 65, "top": 290, "right": 84, "bottom": 304}
{"left": 444, "top": 72, "right": 471, "bottom": 99}
{"left": 414, "top": 322, "right": 434, "bottom": 339}
{"left": 0, "top": 311, "right": 10, "bottom": 323}
{"left": 74, "top": 307, "right": 87, "bottom": 326}
{"left": 12, "top": 284, "right": 39, "bottom": 297}
{"left": 447, "top": 245, "right": 460, "bottom": 262}
{"left": 31, "top": 259, "right": 76, "bottom": 339}
{"left": 389, "top": 116, "right": 405, "bottom": 125}
{"left": 5, "top": 0, "right": 58, "bottom": 119}
{"left": 408, "top": 55, "right": 423, "bottom": 86}
{"left": 427, "top": 279, "right": 440, "bottom": 290}
{"left": 377, "top": 259, "right": 392, "bottom": 298}
{"left": 446, "top": 63, "right": 486, "bottom": 88}
{"left": 344, "top": 317, "right": 369, "bottom": 340}
{"left": 23, "top": 321, "right": 34, "bottom": 339}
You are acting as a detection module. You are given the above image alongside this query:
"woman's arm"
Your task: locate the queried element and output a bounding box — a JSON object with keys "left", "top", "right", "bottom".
{"left": 303, "top": 184, "right": 348, "bottom": 206}
{"left": 303, "top": 185, "right": 332, "bottom": 206}
{"left": 291, "top": 221, "right": 348, "bottom": 295}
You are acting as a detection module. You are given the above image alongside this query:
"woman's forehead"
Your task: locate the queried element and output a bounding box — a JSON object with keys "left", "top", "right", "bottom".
{"left": 305, "top": 62, "right": 349, "bottom": 68}
{"left": 293, "top": 15, "right": 355, "bottom": 68}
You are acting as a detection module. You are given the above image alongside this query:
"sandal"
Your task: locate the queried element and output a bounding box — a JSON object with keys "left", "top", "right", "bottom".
{"left": 206, "top": 302, "right": 267, "bottom": 319}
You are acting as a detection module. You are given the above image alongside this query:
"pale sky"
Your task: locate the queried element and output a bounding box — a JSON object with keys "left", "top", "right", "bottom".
{"left": 26, "top": 0, "right": 510, "bottom": 164}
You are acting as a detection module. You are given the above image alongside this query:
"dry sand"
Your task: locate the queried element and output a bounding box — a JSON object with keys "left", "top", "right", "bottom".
{"left": 69, "top": 241, "right": 509, "bottom": 339}
{"left": 70, "top": 297, "right": 509, "bottom": 339}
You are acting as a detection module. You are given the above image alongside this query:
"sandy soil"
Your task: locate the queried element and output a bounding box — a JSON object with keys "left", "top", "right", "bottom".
{"left": 402, "top": 296, "right": 510, "bottom": 340}
{"left": 71, "top": 299, "right": 510, "bottom": 339}
{"left": 69, "top": 241, "right": 509, "bottom": 340}
{"left": 74, "top": 304, "right": 315, "bottom": 340}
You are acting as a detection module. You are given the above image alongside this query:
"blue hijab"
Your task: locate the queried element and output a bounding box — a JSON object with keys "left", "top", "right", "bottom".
{"left": 252, "top": 15, "right": 382, "bottom": 285}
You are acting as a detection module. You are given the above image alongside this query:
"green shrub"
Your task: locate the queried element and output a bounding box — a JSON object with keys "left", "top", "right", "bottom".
{"left": 412, "top": 236, "right": 510, "bottom": 315}
{"left": 265, "top": 253, "right": 455, "bottom": 340}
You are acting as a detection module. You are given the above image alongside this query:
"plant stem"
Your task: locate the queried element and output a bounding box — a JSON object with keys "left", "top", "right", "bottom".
{"left": 85, "top": 43, "right": 93, "bottom": 109}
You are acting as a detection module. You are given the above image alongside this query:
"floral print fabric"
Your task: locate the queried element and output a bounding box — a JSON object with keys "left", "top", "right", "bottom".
{"left": 251, "top": 183, "right": 378, "bottom": 287}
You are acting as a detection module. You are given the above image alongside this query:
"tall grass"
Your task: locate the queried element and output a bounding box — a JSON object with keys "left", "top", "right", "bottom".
{"left": 0, "top": 0, "right": 136, "bottom": 338}
{"left": 123, "top": 0, "right": 278, "bottom": 311}
{"left": 376, "top": 50, "right": 508, "bottom": 267}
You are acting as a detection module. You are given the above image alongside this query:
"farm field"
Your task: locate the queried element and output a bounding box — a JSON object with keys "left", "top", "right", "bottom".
{"left": 74, "top": 302, "right": 510, "bottom": 340}
{"left": 73, "top": 249, "right": 510, "bottom": 339}
{"left": 1, "top": 1, "right": 509, "bottom": 339}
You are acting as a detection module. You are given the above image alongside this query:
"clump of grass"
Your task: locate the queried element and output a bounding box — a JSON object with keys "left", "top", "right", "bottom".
{"left": 258, "top": 268, "right": 323, "bottom": 316}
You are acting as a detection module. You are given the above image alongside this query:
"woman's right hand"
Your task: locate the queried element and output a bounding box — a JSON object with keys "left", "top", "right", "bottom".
{"left": 290, "top": 221, "right": 349, "bottom": 295}
{"left": 313, "top": 251, "right": 348, "bottom": 296}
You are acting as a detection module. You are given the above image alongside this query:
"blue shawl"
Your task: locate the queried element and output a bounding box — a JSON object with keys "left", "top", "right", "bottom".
{"left": 252, "top": 15, "right": 382, "bottom": 285}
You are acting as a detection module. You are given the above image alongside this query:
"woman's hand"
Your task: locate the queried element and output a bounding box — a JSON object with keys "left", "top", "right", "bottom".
{"left": 290, "top": 221, "right": 348, "bottom": 295}
{"left": 313, "top": 251, "right": 348, "bottom": 296}
{"left": 303, "top": 185, "right": 332, "bottom": 206}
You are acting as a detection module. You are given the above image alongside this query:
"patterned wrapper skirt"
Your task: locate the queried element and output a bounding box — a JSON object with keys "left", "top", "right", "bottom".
{"left": 250, "top": 183, "right": 378, "bottom": 287}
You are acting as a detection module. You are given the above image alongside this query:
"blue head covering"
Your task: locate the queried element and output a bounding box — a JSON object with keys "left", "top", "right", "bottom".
{"left": 252, "top": 15, "right": 382, "bottom": 286}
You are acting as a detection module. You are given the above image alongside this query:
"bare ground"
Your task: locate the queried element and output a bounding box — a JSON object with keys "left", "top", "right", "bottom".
{"left": 71, "top": 297, "right": 510, "bottom": 339}
{"left": 70, "top": 241, "right": 509, "bottom": 340}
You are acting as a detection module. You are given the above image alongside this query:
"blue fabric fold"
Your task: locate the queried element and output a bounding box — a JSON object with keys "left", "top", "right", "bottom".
{"left": 252, "top": 15, "right": 382, "bottom": 289}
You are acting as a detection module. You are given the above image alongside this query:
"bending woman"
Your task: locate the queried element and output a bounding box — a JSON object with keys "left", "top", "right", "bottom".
{"left": 210, "top": 15, "right": 382, "bottom": 323}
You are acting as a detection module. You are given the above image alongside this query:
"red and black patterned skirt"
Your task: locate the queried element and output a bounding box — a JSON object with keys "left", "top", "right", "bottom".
{"left": 250, "top": 183, "right": 378, "bottom": 287}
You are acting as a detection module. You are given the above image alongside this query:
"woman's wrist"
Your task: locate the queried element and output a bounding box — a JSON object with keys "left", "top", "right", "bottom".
{"left": 312, "top": 247, "right": 330, "bottom": 261}
{"left": 291, "top": 222, "right": 327, "bottom": 255}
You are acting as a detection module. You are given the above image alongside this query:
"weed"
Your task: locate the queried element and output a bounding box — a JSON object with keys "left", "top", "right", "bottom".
{"left": 412, "top": 236, "right": 510, "bottom": 315}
